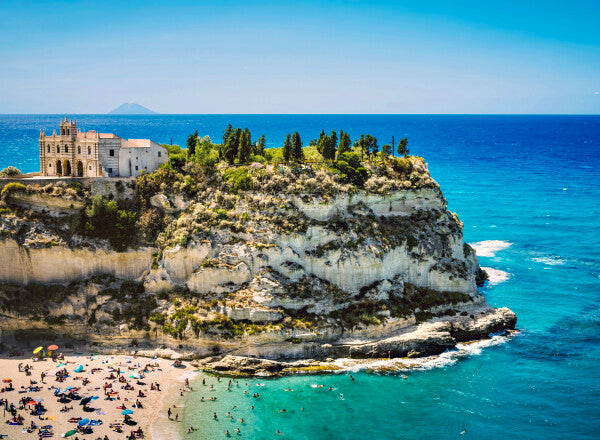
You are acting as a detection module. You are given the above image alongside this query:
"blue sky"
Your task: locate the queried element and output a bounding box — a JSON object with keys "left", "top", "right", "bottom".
{"left": 0, "top": 0, "right": 598, "bottom": 114}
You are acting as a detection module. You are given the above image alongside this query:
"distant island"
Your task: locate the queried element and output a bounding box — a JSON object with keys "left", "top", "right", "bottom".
{"left": 108, "top": 102, "right": 157, "bottom": 115}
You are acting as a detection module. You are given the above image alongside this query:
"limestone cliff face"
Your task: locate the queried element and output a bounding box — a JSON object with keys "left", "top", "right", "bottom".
{"left": 0, "top": 239, "right": 155, "bottom": 284}
{"left": 143, "top": 187, "right": 479, "bottom": 297}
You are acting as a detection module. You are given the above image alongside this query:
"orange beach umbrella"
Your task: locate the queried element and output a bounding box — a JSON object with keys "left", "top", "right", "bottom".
{"left": 47, "top": 345, "right": 58, "bottom": 351}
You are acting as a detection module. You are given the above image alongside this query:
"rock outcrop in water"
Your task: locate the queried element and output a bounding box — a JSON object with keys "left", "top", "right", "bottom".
{"left": 0, "top": 155, "right": 516, "bottom": 366}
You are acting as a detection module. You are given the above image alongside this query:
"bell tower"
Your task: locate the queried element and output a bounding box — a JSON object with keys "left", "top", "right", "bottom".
{"left": 59, "top": 116, "right": 77, "bottom": 140}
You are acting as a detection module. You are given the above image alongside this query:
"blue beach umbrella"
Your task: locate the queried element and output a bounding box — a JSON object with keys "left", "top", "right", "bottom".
{"left": 64, "top": 386, "right": 75, "bottom": 391}
{"left": 78, "top": 418, "right": 90, "bottom": 426}
{"left": 121, "top": 409, "right": 133, "bottom": 415}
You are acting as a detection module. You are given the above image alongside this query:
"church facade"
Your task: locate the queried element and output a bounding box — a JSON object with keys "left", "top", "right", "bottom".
{"left": 39, "top": 117, "right": 167, "bottom": 178}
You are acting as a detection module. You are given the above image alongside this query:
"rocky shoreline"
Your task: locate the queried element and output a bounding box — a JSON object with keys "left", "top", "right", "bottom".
{"left": 192, "top": 305, "right": 517, "bottom": 376}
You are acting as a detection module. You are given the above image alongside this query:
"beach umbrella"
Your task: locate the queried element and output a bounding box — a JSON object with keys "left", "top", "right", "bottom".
{"left": 2, "top": 378, "right": 11, "bottom": 383}
{"left": 74, "top": 365, "right": 83, "bottom": 373}
{"left": 48, "top": 344, "right": 58, "bottom": 350}
{"left": 78, "top": 418, "right": 90, "bottom": 427}
{"left": 121, "top": 409, "right": 133, "bottom": 415}
{"left": 63, "top": 429, "right": 77, "bottom": 437}
{"left": 33, "top": 346, "right": 44, "bottom": 354}
{"left": 64, "top": 386, "right": 75, "bottom": 391}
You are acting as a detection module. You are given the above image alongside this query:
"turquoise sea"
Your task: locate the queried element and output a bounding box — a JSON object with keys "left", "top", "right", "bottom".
{"left": 1, "top": 115, "right": 599, "bottom": 439}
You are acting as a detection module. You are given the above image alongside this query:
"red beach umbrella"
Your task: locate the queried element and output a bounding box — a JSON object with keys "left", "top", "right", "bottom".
{"left": 47, "top": 345, "right": 59, "bottom": 350}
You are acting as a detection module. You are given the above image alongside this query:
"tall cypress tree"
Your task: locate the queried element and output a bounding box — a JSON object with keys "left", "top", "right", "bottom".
{"left": 330, "top": 130, "right": 338, "bottom": 150}
{"left": 316, "top": 129, "right": 326, "bottom": 154}
{"left": 282, "top": 134, "right": 292, "bottom": 162}
{"left": 338, "top": 131, "right": 351, "bottom": 156}
{"left": 291, "top": 131, "right": 303, "bottom": 162}
{"left": 237, "top": 130, "right": 252, "bottom": 163}
{"left": 322, "top": 135, "right": 336, "bottom": 161}
{"left": 187, "top": 130, "right": 198, "bottom": 158}
{"left": 255, "top": 134, "right": 266, "bottom": 156}
{"left": 223, "top": 132, "right": 238, "bottom": 164}
{"left": 223, "top": 124, "right": 233, "bottom": 145}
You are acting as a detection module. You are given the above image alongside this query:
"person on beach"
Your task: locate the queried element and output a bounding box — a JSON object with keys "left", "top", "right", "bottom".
{"left": 168, "top": 407, "right": 172, "bottom": 419}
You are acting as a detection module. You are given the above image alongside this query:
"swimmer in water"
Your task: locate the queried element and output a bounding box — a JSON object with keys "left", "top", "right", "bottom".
{"left": 214, "top": 412, "right": 218, "bottom": 420}
{"left": 328, "top": 386, "right": 333, "bottom": 391}
{"left": 278, "top": 409, "right": 287, "bottom": 413}
{"left": 340, "top": 394, "right": 344, "bottom": 400}
{"left": 226, "top": 430, "right": 231, "bottom": 437}
{"left": 276, "top": 430, "right": 283, "bottom": 436}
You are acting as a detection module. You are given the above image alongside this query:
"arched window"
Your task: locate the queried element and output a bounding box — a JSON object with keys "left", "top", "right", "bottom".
{"left": 57, "top": 146, "right": 60, "bottom": 153}
{"left": 65, "top": 146, "right": 69, "bottom": 153}
{"left": 78, "top": 146, "right": 81, "bottom": 154}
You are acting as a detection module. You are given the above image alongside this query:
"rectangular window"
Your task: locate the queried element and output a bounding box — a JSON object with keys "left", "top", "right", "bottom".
{"left": 158, "top": 151, "right": 161, "bottom": 157}
{"left": 108, "top": 168, "right": 113, "bottom": 174}
{"left": 109, "top": 149, "right": 114, "bottom": 156}
{"left": 135, "top": 166, "right": 138, "bottom": 171}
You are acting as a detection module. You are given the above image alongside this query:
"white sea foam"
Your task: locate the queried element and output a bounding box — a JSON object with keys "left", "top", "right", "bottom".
{"left": 532, "top": 256, "right": 565, "bottom": 266}
{"left": 330, "top": 332, "right": 517, "bottom": 374}
{"left": 481, "top": 267, "right": 511, "bottom": 285}
{"left": 469, "top": 240, "right": 512, "bottom": 257}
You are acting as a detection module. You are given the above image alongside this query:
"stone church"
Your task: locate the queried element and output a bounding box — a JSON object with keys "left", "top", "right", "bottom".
{"left": 39, "top": 117, "right": 167, "bottom": 178}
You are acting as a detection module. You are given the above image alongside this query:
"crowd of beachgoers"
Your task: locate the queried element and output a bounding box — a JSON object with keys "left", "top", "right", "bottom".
{"left": 0, "top": 347, "right": 187, "bottom": 439}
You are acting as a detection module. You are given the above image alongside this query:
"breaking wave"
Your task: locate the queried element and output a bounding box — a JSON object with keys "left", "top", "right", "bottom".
{"left": 481, "top": 267, "right": 511, "bottom": 285}
{"left": 470, "top": 240, "right": 512, "bottom": 257}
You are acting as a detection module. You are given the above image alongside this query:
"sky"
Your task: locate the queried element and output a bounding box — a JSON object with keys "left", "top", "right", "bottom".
{"left": 0, "top": 0, "right": 598, "bottom": 114}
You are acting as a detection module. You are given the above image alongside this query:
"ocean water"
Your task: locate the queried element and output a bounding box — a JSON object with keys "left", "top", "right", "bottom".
{"left": 1, "top": 115, "right": 599, "bottom": 439}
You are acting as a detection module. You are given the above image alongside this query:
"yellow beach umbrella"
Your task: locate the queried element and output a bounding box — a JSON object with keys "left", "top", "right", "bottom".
{"left": 33, "top": 346, "right": 43, "bottom": 354}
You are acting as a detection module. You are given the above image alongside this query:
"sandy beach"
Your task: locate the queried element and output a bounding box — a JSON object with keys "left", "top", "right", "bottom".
{"left": 0, "top": 351, "right": 190, "bottom": 439}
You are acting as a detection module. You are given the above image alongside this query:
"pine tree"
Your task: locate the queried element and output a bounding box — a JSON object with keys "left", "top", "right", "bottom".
{"left": 283, "top": 134, "right": 292, "bottom": 162}
{"left": 397, "top": 138, "right": 409, "bottom": 157}
{"left": 330, "top": 130, "right": 338, "bottom": 150}
{"left": 237, "top": 130, "right": 252, "bottom": 163}
{"left": 255, "top": 134, "right": 266, "bottom": 156}
{"left": 291, "top": 131, "right": 303, "bottom": 162}
{"left": 381, "top": 144, "right": 392, "bottom": 156}
{"left": 187, "top": 130, "right": 198, "bottom": 158}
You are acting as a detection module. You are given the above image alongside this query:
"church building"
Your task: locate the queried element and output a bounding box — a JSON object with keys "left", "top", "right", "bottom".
{"left": 39, "top": 117, "right": 168, "bottom": 178}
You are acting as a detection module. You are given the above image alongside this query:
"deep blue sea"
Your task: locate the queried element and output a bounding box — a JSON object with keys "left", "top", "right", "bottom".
{"left": 1, "top": 115, "right": 599, "bottom": 439}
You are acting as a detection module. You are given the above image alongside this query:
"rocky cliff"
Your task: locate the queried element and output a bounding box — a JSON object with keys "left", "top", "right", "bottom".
{"left": 0, "top": 156, "right": 516, "bottom": 366}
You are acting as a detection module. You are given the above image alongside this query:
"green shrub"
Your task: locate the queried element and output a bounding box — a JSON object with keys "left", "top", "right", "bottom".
{"left": 333, "top": 152, "right": 368, "bottom": 187}
{"left": 84, "top": 195, "right": 138, "bottom": 251}
{"left": 1, "top": 182, "right": 27, "bottom": 197}
{"left": 0, "top": 166, "right": 22, "bottom": 177}
{"left": 223, "top": 167, "right": 253, "bottom": 193}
